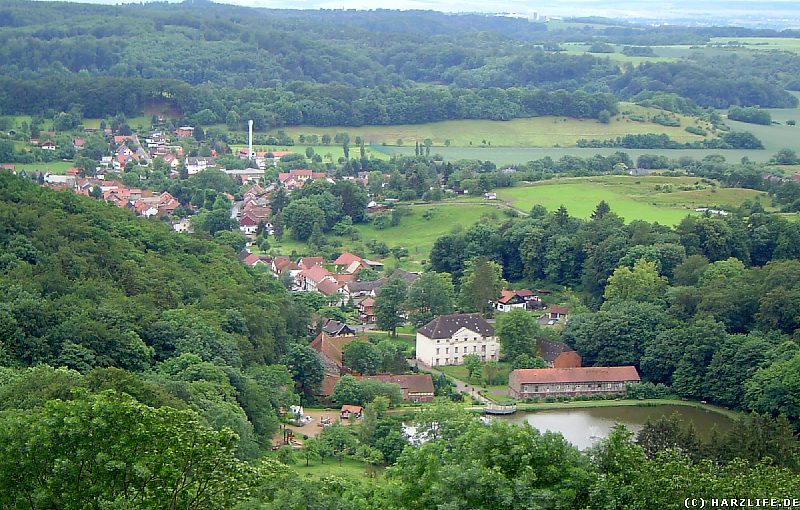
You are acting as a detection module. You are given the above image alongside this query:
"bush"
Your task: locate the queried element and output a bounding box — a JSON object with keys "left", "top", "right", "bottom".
{"left": 727, "top": 106, "right": 772, "bottom": 125}
{"left": 625, "top": 381, "right": 673, "bottom": 399}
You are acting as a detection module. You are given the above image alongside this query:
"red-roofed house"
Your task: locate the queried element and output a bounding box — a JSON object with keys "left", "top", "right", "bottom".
{"left": 310, "top": 332, "right": 357, "bottom": 375}
{"left": 272, "top": 256, "right": 301, "bottom": 278}
{"left": 242, "top": 253, "right": 267, "bottom": 267}
{"left": 73, "top": 138, "right": 85, "bottom": 150}
{"left": 316, "top": 279, "right": 348, "bottom": 305}
{"left": 298, "top": 265, "right": 333, "bottom": 292}
{"left": 40, "top": 140, "right": 56, "bottom": 151}
{"left": 340, "top": 405, "right": 362, "bottom": 420}
{"left": 361, "top": 374, "right": 435, "bottom": 402}
{"left": 495, "top": 289, "right": 543, "bottom": 312}
{"left": 538, "top": 306, "right": 569, "bottom": 326}
{"left": 175, "top": 126, "right": 194, "bottom": 138}
{"left": 299, "top": 257, "right": 325, "bottom": 270}
{"left": 358, "top": 297, "right": 376, "bottom": 324}
{"left": 508, "top": 366, "right": 640, "bottom": 399}
{"left": 334, "top": 252, "right": 362, "bottom": 270}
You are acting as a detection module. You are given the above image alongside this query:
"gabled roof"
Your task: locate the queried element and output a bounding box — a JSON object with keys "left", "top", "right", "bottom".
{"left": 334, "top": 252, "right": 362, "bottom": 266}
{"left": 346, "top": 278, "right": 386, "bottom": 294}
{"left": 537, "top": 339, "right": 574, "bottom": 363}
{"left": 274, "top": 257, "right": 300, "bottom": 273}
{"left": 242, "top": 253, "right": 263, "bottom": 266}
{"left": 300, "top": 265, "right": 332, "bottom": 284}
{"left": 418, "top": 313, "right": 494, "bottom": 339}
{"left": 310, "top": 332, "right": 356, "bottom": 367}
{"left": 361, "top": 374, "right": 434, "bottom": 394}
{"left": 333, "top": 273, "right": 355, "bottom": 285}
{"left": 321, "top": 318, "right": 353, "bottom": 336}
{"left": 498, "top": 288, "right": 536, "bottom": 304}
{"left": 549, "top": 305, "right": 570, "bottom": 315}
{"left": 317, "top": 278, "right": 343, "bottom": 296}
{"left": 341, "top": 405, "right": 363, "bottom": 413}
{"left": 511, "top": 366, "right": 640, "bottom": 384}
{"left": 299, "top": 257, "right": 325, "bottom": 270}
{"left": 389, "top": 268, "right": 420, "bottom": 286}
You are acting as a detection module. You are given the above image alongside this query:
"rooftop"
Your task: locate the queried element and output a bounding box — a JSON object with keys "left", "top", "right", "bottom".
{"left": 418, "top": 313, "right": 494, "bottom": 339}
{"left": 511, "top": 366, "right": 640, "bottom": 384}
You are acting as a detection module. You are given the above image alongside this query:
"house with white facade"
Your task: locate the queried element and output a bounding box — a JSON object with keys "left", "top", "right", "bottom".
{"left": 415, "top": 313, "right": 499, "bottom": 367}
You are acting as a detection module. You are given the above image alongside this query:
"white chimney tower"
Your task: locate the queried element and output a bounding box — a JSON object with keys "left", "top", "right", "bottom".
{"left": 247, "top": 119, "right": 256, "bottom": 159}
{"left": 248, "top": 119, "right": 254, "bottom": 159}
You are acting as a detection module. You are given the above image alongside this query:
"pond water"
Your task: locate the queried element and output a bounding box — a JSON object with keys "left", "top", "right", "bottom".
{"left": 494, "top": 404, "right": 735, "bottom": 450}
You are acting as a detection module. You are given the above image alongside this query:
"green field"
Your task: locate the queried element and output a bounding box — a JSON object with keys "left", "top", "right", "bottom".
{"left": 14, "top": 161, "right": 76, "bottom": 174}
{"left": 229, "top": 144, "right": 390, "bottom": 162}
{"left": 292, "top": 457, "right": 376, "bottom": 480}
{"left": 265, "top": 202, "right": 505, "bottom": 268}
{"left": 268, "top": 105, "right": 709, "bottom": 149}
{"left": 709, "top": 37, "right": 800, "bottom": 53}
{"left": 353, "top": 203, "right": 503, "bottom": 264}
{"left": 497, "top": 176, "right": 773, "bottom": 224}
{"left": 382, "top": 146, "right": 778, "bottom": 165}
{"left": 561, "top": 43, "right": 678, "bottom": 64}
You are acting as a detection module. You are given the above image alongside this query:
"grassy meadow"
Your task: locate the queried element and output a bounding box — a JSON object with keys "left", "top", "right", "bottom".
{"left": 14, "top": 161, "right": 76, "bottom": 174}
{"left": 708, "top": 37, "right": 800, "bottom": 53}
{"left": 497, "top": 176, "right": 773, "bottom": 224}
{"left": 292, "top": 457, "right": 376, "bottom": 480}
{"left": 265, "top": 202, "right": 506, "bottom": 268}
{"left": 267, "top": 104, "right": 710, "bottom": 149}
{"left": 229, "top": 144, "right": 391, "bottom": 162}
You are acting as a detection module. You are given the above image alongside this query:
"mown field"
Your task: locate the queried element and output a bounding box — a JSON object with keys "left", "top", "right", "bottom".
{"left": 382, "top": 146, "right": 777, "bottom": 165}
{"left": 267, "top": 202, "right": 506, "bottom": 269}
{"left": 229, "top": 144, "right": 391, "bottom": 162}
{"left": 14, "top": 161, "right": 76, "bottom": 174}
{"left": 560, "top": 43, "right": 678, "bottom": 64}
{"left": 708, "top": 36, "right": 800, "bottom": 53}
{"left": 267, "top": 104, "right": 710, "bottom": 149}
{"left": 497, "top": 176, "right": 774, "bottom": 224}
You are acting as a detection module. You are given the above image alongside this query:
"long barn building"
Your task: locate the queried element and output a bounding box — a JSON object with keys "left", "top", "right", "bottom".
{"left": 508, "top": 366, "right": 640, "bottom": 399}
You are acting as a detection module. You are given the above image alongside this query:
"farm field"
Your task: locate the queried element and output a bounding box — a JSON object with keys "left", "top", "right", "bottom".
{"left": 708, "top": 37, "right": 800, "bottom": 53}
{"left": 382, "top": 146, "right": 777, "bottom": 165}
{"left": 229, "top": 144, "right": 390, "bottom": 161}
{"left": 496, "top": 176, "right": 774, "bottom": 224}
{"left": 352, "top": 203, "right": 503, "bottom": 264}
{"left": 561, "top": 43, "right": 677, "bottom": 64}
{"left": 266, "top": 202, "right": 506, "bottom": 268}
{"left": 14, "top": 161, "right": 76, "bottom": 174}
{"left": 268, "top": 105, "right": 709, "bottom": 149}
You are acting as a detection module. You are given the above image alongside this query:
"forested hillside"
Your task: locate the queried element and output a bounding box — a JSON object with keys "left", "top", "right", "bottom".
{"left": 0, "top": 171, "right": 314, "bottom": 460}
{"left": 0, "top": 0, "right": 798, "bottom": 128}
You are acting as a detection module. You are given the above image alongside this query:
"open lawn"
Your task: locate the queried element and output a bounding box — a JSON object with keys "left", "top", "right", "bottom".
{"left": 229, "top": 144, "right": 390, "bottom": 161}
{"left": 561, "top": 43, "right": 678, "bottom": 64}
{"left": 263, "top": 202, "right": 505, "bottom": 268}
{"left": 292, "top": 457, "right": 377, "bottom": 480}
{"left": 381, "top": 146, "right": 777, "bottom": 165}
{"left": 497, "top": 176, "right": 772, "bottom": 224}
{"left": 268, "top": 105, "right": 709, "bottom": 149}
{"left": 709, "top": 37, "right": 800, "bottom": 54}
{"left": 439, "top": 361, "right": 512, "bottom": 387}
{"left": 14, "top": 161, "right": 76, "bottom": 174}
{"left": 353, "top": 203, "right": 504, "bottom": 265}
{"left": 357, "top": 331, "right": 415, "bottom": 355}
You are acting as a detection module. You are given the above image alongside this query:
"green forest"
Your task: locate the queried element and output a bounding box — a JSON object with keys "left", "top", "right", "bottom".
{"left": 0, "top": 0, "right": 799, "bottom": 128}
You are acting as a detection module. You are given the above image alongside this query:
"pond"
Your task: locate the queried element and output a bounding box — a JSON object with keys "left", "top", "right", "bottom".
{"left": 494, "top": 404, "right": 735, "bottom": 450}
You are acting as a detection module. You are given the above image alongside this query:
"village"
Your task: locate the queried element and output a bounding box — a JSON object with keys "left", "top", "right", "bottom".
{"left": 2, "top": 121, "right": 644, "bottom": 446}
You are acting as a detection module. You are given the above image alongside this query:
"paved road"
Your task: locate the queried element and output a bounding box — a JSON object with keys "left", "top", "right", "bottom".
{"left": 410, "top": 359, "right": 492, "bottom": 405}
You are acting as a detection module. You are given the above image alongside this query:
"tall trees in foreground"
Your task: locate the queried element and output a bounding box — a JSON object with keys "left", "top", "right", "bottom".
{"left": 0, "top": 391, "right": 261, "bottom": 509}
